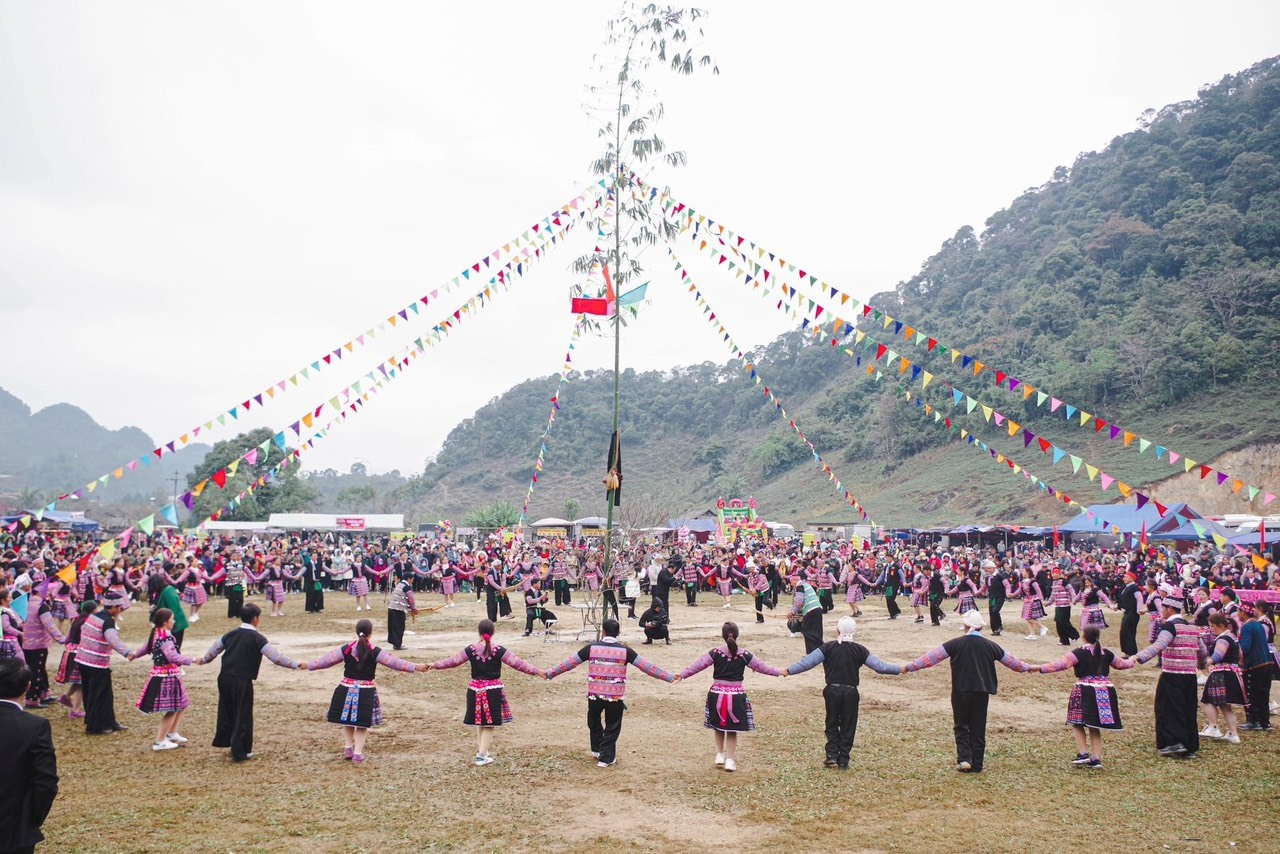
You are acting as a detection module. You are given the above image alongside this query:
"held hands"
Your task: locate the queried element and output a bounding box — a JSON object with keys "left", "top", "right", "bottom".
{"left": 415, "top": 663, "right": 432, "bottom": 672}
{"left": 899, "top": 665, "right": 907, "bottom": 675}
{"left": 298, "top": 663, "right": 308, "bottom": 671}
{"left": 671, "top": 675, "right": 682, "bottom": 684}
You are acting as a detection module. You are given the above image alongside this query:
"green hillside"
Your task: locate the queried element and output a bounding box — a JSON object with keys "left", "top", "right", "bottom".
{"left": 407, "top": 56, "right": 1280, "bottom": 527}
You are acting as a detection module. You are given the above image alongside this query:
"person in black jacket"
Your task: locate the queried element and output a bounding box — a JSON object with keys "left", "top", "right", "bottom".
{"left": 1116, "top": 571, "right": 1142, "bottom": 656}
{"left": 782, "top": 617, "right": 902, "bottom": 770}
{"left": 0, "top": 659, "right": 59, "bottom": 854}
{"left": 652, "top": 556, "right": 681, "bottom": 610}
{"left": 638, "top": 602, "right": 670, "bottom": 644}
{"left": 198, "top": 604, "right": 305, "bottom": 763}
{"left": 904, "top": 609, "right": 1031, "bottom": 772}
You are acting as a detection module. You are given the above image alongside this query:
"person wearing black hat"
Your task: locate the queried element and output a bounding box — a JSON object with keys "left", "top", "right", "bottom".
{"left": 1126, "top": 590, "right": 1207, "bottom": 758}
{"left": 651, "top": 556, "right": 680, "bottom": 611}
{"left": 638, "top": 601, "right": 670, "bottom": 644}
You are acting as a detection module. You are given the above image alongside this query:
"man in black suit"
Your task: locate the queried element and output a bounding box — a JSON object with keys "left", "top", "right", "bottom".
{"left": 637, "top": 601, "right": 670, "bottom": 644}
{"left": 0, "top": 659, "right": 59, "bottom": 853}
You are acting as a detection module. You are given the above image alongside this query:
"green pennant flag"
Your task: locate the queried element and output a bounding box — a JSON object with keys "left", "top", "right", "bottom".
{"left": 1138, "top": 438, "right": 1152, "bottom": 454}
{"left": 138, "top": 514, "right": 156, "bottom": 535}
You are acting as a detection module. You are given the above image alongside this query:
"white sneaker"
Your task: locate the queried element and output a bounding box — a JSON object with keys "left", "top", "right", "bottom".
{"left": 591, "top": 751, "right": 600, "bottom": 759}
{"left": 1025, "top": 635, "right": 1037, "bottom": 640}
{"left": 166, "top": 733, "right": 189, "bottom": 744}
{"left": 1223, "top": 732, "right": 1241, "bottom": 744}
{"left": 596, "top": 760, "right": 615, "bottom": 768}
{"left": 1040, "top": 626, "right": 1048, "bottom": 636}
{"left": 190, "top": 615, "right": 200, "bottom": 624}
{"left": 715, "top": 753, "right": 725, "bottom": 766}
{"left": 1199, "top": 725, "right": 1222, "bottom": 739}
{"left": 152, "top": 740, "right": 179, "bottom": 752}
{"left": 1196, "top": 675, "right": 1207, "bottom": 686}
{"left": 474, "top": 754, "right": 494, "bottom": 766}
{"left": 724, "top": 758, "right": 736, "bottom": 772}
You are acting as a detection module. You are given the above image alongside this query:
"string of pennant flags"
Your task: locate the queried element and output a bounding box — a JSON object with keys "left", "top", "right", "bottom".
{"left": 669, "top": 242, "right": 875, "bottom": 525}
{"left": 42, "top": 182, "right": 608, "bottom": 512}
{"left": 516, "top": 318, "right": 586, "bottom": 533}
{"left": 10, "top": 196, "right": 595, "bottom": 554}
{"left": 660, "top": 192, "right": 1277, "bottom": 511}
{"left": 896, "top": 385, "right": 1239, "bottom": 550}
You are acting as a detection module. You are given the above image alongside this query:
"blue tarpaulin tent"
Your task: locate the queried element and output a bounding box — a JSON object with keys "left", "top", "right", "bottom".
{"left": 2, "top": 510, "right": 100, "bottom": 533}
{"left": 1059, "top": 503, "right": 1200, "bottom": 535}
{"left": 1153, "top": 519, "right": 1235, "bottom": 542}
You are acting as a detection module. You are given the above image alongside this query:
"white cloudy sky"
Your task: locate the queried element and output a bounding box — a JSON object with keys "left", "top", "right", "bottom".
{"left": 2, "top": 1, "right": 1278, "bottom": 478}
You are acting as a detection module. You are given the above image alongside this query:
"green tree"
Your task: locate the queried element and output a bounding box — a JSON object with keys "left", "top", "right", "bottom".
{"left": 187, "top": 428, "right": 318, "bottom": 522}
{"left": 561, "top": 498, "right": 583, "bottom": 520}
{"left": 335, "top": 485, "right": 377, "bottom": 510}
{"left": 462, "top": 501, "right": 520, "bottom": 530}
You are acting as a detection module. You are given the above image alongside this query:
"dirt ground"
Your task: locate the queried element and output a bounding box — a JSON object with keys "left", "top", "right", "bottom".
{"left": 39, "top": 589, "right": 1280, "bottom": 853}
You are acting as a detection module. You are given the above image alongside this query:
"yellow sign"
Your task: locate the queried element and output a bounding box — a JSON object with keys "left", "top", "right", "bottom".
{"left": 580, "top": 527, "right": 607, "bottom": 538}
{"left": 536, "top": 527, "right": 568, "bottom": 538}
{"left": 802, "top": 532, "right": 816, "bottom": 548}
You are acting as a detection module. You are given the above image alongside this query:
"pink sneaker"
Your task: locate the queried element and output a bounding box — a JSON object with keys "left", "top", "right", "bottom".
{"left": 57, "top": 694, "right": 73, "bottom": 708}
{"left": 69, "top": 710, "right": 85, "bottom": 719}
{"left": 352, "top": 754, "right": 366, "bottom": 765}
{"left": 343, "top": 747, "right": 354, "bottom": 760}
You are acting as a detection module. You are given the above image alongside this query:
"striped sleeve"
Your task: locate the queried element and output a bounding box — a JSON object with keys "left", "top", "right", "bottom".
{"left": 630, "top": 653, "right": 674, "bottom": 683}
{"left": 906, "top": 645, "right": 950, "bottom": 672}
{"left": 678, "top": 651, "right": 715, "bottom": 680}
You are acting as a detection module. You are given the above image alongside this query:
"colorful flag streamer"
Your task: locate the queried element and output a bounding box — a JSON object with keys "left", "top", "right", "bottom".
{"left": 669, "top": 244, "right": 876, "bottom": 525}
{"left": 41, "top": 182, "right": 609, "bottom": 512}
{"left": 660, "top": 191, "right": 1276, "bottom": 512}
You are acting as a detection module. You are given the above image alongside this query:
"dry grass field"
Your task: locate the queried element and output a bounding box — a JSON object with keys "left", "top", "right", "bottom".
{"left": 39, "top": 590, "right": 1280, "bottom": 853}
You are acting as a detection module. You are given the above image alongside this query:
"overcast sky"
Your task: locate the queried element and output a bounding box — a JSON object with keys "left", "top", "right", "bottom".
{"left": 3, "top": 1, "right": 1279, "bottom": 481}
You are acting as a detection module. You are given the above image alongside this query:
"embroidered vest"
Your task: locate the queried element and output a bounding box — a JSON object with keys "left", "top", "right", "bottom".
{"left": 1160, "top": 618, "right": 1201, "bottom": 675}
{"left": 586, "top": 643, "right": 629, "bottom": 700}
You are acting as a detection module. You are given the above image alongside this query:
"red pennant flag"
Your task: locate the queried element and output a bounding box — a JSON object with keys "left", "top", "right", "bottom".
{"left": 571, "top": 297, "right": 609, "bottom": 316}
{"left": 1038, "top": 438, "right": 1051, "bottom": 453}
{"left": 212, "top": 469, "right": 228, "bottom": 489}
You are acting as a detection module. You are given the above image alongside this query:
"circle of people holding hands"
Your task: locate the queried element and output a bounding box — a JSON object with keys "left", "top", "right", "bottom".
{"left": 1, "top": 524, "right": 1277, "bottom": 777}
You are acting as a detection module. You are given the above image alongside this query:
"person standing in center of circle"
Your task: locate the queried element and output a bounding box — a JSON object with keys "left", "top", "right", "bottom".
{"left": 545, "top": 617, "right": 675, "bottom": 768}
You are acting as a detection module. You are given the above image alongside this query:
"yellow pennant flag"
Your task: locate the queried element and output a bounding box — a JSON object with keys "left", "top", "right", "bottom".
{"left": 1255, "top": 554, "right": 1271, "bottom": 571}
{"left": 1008, "top": 420, "right": 1020, "bottom": 437}
{"left": 1117, "top": 482, "right": 1133, "bottom": 498}
{"left": 1123, "top": 432, "right": 1136, "bottom": 447}
{"left": 980, "top": 405, "right": 993, "bottom": 422}
{"left": 951, "top": 350, "right": 961, "bottom": 364}
{"left": 922, "top": 371, "right": 934, "bottom": 389}
{"left": 56, "top": 565, "right": 77, "bottom": 585}
{"left": 1022, "top": 384, "right": 1035, "bottom": 400}
{"left": 1086, "top": 464, "right": 1099, "bottom": 482}
{"left": 98, "top": 540, "right": 116, "bottom": 560}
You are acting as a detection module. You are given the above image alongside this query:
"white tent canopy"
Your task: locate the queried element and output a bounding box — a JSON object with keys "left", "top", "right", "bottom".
{"left": 530, "top": 517, "right": 571, "bottom": 527}
{"left": 267, "top": 513, "right": 404, "bottom": 532}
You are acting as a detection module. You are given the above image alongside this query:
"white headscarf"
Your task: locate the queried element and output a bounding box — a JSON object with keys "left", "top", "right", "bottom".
{"left": 836, "top": 616, "right": 858, "bottom": 642}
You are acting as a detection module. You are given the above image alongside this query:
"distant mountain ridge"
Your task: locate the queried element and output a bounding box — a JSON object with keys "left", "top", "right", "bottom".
{"left": 0, "top": 387, "right": 209, "bottom": 504}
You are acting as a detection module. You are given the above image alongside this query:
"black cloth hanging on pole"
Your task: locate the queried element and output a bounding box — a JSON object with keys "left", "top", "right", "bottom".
{"left": 605, "top": 430, "right": 622, "bottom": 506}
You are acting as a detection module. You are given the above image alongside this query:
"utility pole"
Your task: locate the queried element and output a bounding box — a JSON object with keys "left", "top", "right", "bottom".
{"left": 171, "top": 472, "right": 181, "bottom": 513}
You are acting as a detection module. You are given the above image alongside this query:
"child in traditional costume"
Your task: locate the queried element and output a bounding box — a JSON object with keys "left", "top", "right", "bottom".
{"left": 135, "top": 608, "right": 195, "bottom": 751}
{"left": 1037, "top": 625, "right": 1134, "bottom": 769}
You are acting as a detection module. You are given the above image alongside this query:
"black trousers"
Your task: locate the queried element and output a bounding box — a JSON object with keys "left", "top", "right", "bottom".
{"left": 173, "top": 629, "right": 184, "bottom": 652}
{"left": 885, "top": 586, "right": 901, "bottom": 619}
{"left": 554, "top": 579, "right": 572, "bottom": 606}
{"left": 587, "top": 698, "right": 625, "bottom": 764}
{"left": 485, "top": 590, "right": 512, "bottom": 621}
{"left": 213, "top": 674, "right": 256, "bottom": 761}
{"left": 305, "top": 586, "right": 325, "bottom": 613}
{"left": 801, "top": 608, "right": 824, "bottom": 654}
{"left": 387, "top": 609, "right": 407, "bottom": 648}
{"left": 818, "top": 589, "right": 834, "bottom": 613}
{"left": 525, "top": 607, "right": 557, "bottom": 633}
{"left": 823, "top": 684, "right": 860, "bottom": 767}
{"left": 950, "top": 690, "right": 990, "bottom": 770}
{"left": 685, "top": 583, "right": 697, "bottom": 606}
{"left": 1054, "top": 606, "right": 1080, "bottom": 645}
{"left": 1154, "top": 672, "right": 1199, "bottom": 753}
{"left": 80, "top": 665, "right": 118, "bottom": 734}
{"left": 643, "top": 625, "right": 669, "bottom": 642}
{"left": 929, "top": 594, "right": 944, "bottom": 626}
{"left": 755, "top": 593, "right": 768, "bottom": 623}
{"left": 24, "top": 648, "right": 49, "bottom": 702}
{"left": 226, "top": 587, "right": 244, "bottom": 620}
{"left": 1119, "top": 611, "right": 1140, "bottom": 656}
{"left": 602, "top": 589, "right": 618, "bottom": 620}
{"left": 988, "top": 599, "right": 1005, "bottom": 635}
{"left": 1245, "top": 665, "right": 1273, "bottom": 727}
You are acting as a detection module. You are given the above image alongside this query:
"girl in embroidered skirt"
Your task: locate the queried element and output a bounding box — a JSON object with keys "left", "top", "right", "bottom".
{"left": 135, "top": 608, "right": 195, "bottom": 751}
{"left": 910, "top": 569, "right": 929, "bottom": 623}
{"left": 1074, "top": 576, "right": 1114, "bottom": 630}
{"left": 0, "top": 588, "right": 24, "bottom": 664}
{"left": 305, "top": 618, "right": 424, "bottom": 764}
{"left": 948, "top": 572, "right": 980, "bottom": 616}
{"left": 428, "top": 619, "right": 546, "bottom": 766}
{"left": 177, "top": 559, "right": 208, "bottom": 622}
{"left": 55, "top": 600, "right": 96, "bottom": 719}
{"left": 675, "top": 622, "right": 781, "bottom": 772}
{"left": 1200, "top": 612, "right": 1248, "bottom": 744}
{"left": 844, "top": 561, "right": 872, "bottom": 617}
{"left": 1037, "top": 625, "right": 1134, "bottom": 769}
{"left": 1143, "top": 579, "right": 1163, "bottom": 643}
{"left": 1019, "top": 567, "right": 1048, "bottom": 640}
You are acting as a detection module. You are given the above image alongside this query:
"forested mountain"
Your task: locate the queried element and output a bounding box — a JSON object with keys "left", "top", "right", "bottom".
{"left": 406, "top": 56, "right": 1280, "bottom": 527}
{"left": 0, "top": 387, "right": 209, "bottom": 507}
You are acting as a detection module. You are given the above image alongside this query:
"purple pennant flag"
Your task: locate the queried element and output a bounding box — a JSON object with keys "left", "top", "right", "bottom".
{"left": 180, "top": 492, "right": 195, "bottom": 512}
{"left": 1047, "top": 486, "right": 1056, "bottom": 496}
{"left": 1009, "top": 379, "right": 1020, "bottom": 391}
{"left": 290, "top": 421, "right": 301, "bottom": 435}
{"left": 254, "top": 394, "right": 263, "bottom": 406}
{"left": 1217, "top": 472, "right": 1229, "bottom": 486}
{"left": 166, "top": 441, "right": 176, "bottom": 453}
{"left": 1135, "top": 493, "right": 1149, "bottom": 509}
{"left": 1023, "top": 431, "right": 1035, "bottom": 449}
{"left": 1110, "top": 425, "right": 1121, "bottom": 440}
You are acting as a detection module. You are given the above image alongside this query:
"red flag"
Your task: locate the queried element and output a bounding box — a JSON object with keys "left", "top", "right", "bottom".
{"left": 602, "top": 263, "right": 616, "bottom": 304}
{"left": 571, "top": 297, "right": 609, "bottom": 316}
{"left": 1052, "top": 525, "right": 1060, "bottom": 548}
{"left": 1140, "top": 520, "right": 1147, "bottom": 551}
